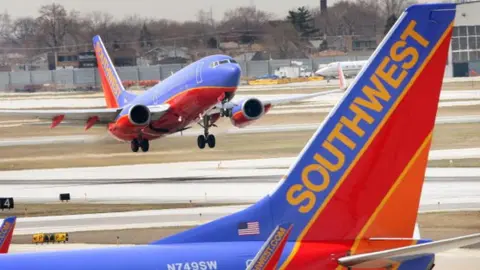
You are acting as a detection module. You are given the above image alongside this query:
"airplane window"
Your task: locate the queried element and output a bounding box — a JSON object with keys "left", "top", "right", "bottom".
{"left": 219, "top": 60, "right": 229, "bottom": 64}
{"left": 210, "top": 62, "right": 219, "bottom": 68}
{"left": 230, "top": 59, "right": 238, "bottom": 64}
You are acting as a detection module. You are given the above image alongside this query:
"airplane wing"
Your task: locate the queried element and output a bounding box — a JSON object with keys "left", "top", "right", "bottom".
{"left": 256, "top": 89, "right": 343, "bottom": 107}
{"left": 0, "top": 104, "right": 170, "bottom": 129}
{"left": 207, "top": 89, "right": 343, "bottom": 116}
{"left": 337, "top": 233, "right": 480, "bottom": 268}
{"left": 246, "top": 223, "right": 293, "bottom": 270}
{"left": 0, "top": 216, "right": 17, "bottom": 254}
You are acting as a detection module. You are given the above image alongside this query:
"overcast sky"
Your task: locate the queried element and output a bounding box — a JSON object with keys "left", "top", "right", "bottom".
{"left": 4, "top": 0, "right": 434, "bottom": 22}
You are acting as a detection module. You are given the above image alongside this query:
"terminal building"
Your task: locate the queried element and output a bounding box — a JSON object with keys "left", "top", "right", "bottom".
{"left": 447, "top": 0, "right": 480, "bottom": 77}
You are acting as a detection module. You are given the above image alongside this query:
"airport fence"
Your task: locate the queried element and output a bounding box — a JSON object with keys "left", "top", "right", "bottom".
{"left": 0, "top": 55, "right": 372, "bottom": 92}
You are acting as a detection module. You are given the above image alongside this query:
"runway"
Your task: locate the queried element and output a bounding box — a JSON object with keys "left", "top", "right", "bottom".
{"left": 0, "top": 81, "right": 478, "bottom": 268}
{"left": 0, "top": 115, "right": 479, "bottom": 147}
{"left": 2, "top": 174, "right": 480, "bottom": 234}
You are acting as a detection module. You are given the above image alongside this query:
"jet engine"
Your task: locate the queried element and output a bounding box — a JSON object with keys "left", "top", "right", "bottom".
{"left": 127, "top": 104, "right": 151, "bottom": 126}
{"left": 229, "top": 98, "right": 266, "bottom": 128}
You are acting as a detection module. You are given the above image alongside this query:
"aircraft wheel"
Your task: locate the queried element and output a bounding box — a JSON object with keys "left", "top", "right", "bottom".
{"left": 131, "top": 139, "right": 139, "bottom": 152}
{"left": 207, "top": 134, "right": 216, "bottom": 148}
{"left": 140, "top": 139, "right": 150, "bottom": 152}
{"left": 197, "top": 135, "right": 206, "bottom": 149}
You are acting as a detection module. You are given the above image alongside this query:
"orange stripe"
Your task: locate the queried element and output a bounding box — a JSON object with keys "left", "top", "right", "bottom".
{"left": 279, "top": 22, "right": 453, "bottom": 269}
{"left": 349, "top": 132, "right": 433, "bottom": 254}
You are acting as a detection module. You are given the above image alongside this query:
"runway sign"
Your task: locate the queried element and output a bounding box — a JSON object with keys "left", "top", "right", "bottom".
{"left": 59, "top": 193, "right": 70, "bottom": 202}
{"left": 0, "top": 198, "right": 14, "bottom": 210}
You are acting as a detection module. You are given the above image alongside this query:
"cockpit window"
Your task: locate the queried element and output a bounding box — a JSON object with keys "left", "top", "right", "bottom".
{"left": 210, "top": 59, "right": 237, "bottom": 68}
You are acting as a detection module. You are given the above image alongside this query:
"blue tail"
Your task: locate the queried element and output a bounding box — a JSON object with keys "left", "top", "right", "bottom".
{"left": 152, "top": 3, "right": 454, "bottom": 249}
{"left": 0, "top": 216, "right": 16, "bottom": 253}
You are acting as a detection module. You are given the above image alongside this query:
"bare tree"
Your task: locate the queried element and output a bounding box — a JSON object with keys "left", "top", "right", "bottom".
{"left": 262, "top": 21, "right": 302, "bottom": 59}
{"left": 220, "top": 7, "right": 273, "bottom": 34}
{"left": 81, "top": 11, "right": 114, "bottom": 42}
{"left": 314, "top": 0, "right": 384, "bottom": 36}
{"left": 36, "top": 3, "right": 71, "bottom": 50}
{"left": 0, "top": 11, "right": 12, "bottom": 41}
{"left": 11, "top": 18, "right": 38, "bottom": 44}
{"left": 379, "top": 0, "right": 418, "bottom": 17}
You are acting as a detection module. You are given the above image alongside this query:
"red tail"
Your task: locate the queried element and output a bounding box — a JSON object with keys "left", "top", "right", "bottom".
{"left": 0, "top": 217, "right": 16, "bottom": 254}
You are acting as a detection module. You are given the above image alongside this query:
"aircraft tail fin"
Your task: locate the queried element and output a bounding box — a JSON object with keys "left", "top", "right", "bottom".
{"left": 93, "top": 35, "right": 137, "bottom": 108}
{"left": 338, "top": 63, "right": 348, "bottom": 91}
{"left": 0, "top": 216, "right": 17, "bottom": 253}
{"left": 151, "top": 4, "right": 456, "bottom": 266}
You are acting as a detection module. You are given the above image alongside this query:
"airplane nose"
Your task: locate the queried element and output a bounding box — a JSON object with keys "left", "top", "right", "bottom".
{"left": 220, "top": 64, "right": 241, "bottom": 86}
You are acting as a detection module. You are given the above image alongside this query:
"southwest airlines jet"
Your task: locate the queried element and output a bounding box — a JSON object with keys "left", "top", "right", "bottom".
{"left": 1, "top": 3, "right": 479, "bottom": 270}
{"left": 0, "top": 39, "right": 339, "bottom": 153}
{"left": 0, "top": 216, "right": 16, "bottom": 254}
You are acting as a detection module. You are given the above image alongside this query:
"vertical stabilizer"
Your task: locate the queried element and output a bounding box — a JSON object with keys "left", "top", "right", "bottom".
{"left": 93, "top": 35, "right": 137, "bottom": 108}
{"left": 0, "top": 216, "right": 16, "bottom": 254}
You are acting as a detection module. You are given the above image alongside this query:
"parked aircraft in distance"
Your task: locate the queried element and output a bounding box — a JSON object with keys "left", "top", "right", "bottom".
{"left": 0, "top": 38, "right": 340, "bottom": 153}
{"left": 0, "top": 3, "right": 477, "bottom": 270}
{"left": 315, "top": 60, "right": 367, "bottom": 79}
{"left": 0, "top": 216, "right": 16, "bottom": 254}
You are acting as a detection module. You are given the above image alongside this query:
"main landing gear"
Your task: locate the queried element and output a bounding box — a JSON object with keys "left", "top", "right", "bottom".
{"left": 131, "top": 138, "right": 150, "bottom": 152}
{"left": 197, "top": 115, "right": 216, "bottom": 149}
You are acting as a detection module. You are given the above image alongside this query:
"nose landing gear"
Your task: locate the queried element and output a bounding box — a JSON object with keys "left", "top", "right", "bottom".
{"left": 197, "top": 115, "right": 216, "bottom": 149}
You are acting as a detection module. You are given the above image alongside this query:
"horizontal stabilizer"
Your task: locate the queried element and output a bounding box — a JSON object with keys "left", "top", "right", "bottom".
{"left": 338, "top": 233, "right": 480, "bottom": 268}
{"left": 0, "top": 108, "right": 121, "bottom": 123}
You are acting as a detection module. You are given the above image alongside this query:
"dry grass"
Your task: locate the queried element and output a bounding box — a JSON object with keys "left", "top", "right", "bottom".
{"left": 0, "top": 114, "right": 478, "bottom": 170}
{"left": 418, "top": 211, "right": 480, "bottom": 248}
{"left": 0, "top": 202, "right": 235, "bottom": 219}
{"left": 428, "top": 159, "right": 480, "bottom": 167}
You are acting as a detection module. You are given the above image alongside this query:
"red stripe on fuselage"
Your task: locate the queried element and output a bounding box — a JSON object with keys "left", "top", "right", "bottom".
{"left": 109, "top": 86, "right": 236, "bottom": 141}
{"left": 282, "top": 26, "right": 452, "bottom": 269}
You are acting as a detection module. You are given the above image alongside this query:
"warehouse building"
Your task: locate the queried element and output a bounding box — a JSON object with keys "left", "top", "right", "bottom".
{"left": 447, "top": 0, "right": 480, "bottom": 77}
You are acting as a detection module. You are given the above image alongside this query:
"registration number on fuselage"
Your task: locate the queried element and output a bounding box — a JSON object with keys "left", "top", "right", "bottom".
{"left": 167, "top": 260, "right": 218, "bottom": 270}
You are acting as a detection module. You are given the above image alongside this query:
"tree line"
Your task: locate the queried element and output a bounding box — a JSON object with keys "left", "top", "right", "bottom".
{"left": 0, "top": 0, "right": 416, "bottom": 61}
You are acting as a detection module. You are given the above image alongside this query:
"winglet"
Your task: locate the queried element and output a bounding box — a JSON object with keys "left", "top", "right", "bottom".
{"left": 0, "top": 216, "right": 17, "bottom": 254}
{"left": 246, "top": 223, "right": 293, "bottom": 270}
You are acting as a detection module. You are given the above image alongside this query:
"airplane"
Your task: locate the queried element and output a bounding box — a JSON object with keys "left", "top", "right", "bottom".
{"left": 1, "top": 2, "right": 478, "bottom": 269}
{"left": 0, "top": 37, "right": 341, "bottom": 153}
{"left": 0, "top": 216, "right": 17, "bottom": 254}
{"left": 315, "top": 60, "right": 367, "bottom": 79}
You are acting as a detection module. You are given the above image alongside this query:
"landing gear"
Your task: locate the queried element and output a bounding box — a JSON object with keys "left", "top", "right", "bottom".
{"left": 140, "top": 139, "right": 149, "bottom": 152}
{"left": 131, "top": 139, "right": 139, "bottom": 152}
{"left": 131, "top": 138, "right": 150, "bottom": 152}
{"left": 197, "top": 135, "right": 206, "bottom": 149}
{"left": 197, "top": 115, "right": 216, "bottom": 149}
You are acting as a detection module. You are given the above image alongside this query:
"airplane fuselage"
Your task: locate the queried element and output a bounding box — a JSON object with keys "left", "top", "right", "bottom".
{"left": 108, "top": 55, "right": 241, "bottom": 142}
{"left": 0, "top": 241, "right": 434, "bottom": 270}
{"left": 315, "top": 61, "right": 367, "bottom": 78}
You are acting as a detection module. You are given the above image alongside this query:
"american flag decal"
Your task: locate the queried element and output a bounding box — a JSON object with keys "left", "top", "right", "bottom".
{"left": 238, "top": 221, "right": 260, "bottom": 236}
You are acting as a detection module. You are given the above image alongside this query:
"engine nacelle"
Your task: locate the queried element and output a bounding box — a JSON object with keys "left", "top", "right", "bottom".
{"left": 127, "top": 104, "right": 151, "bottom": 126}
{"left": 230, "top": 98, "right": 266, "bottom": 128}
